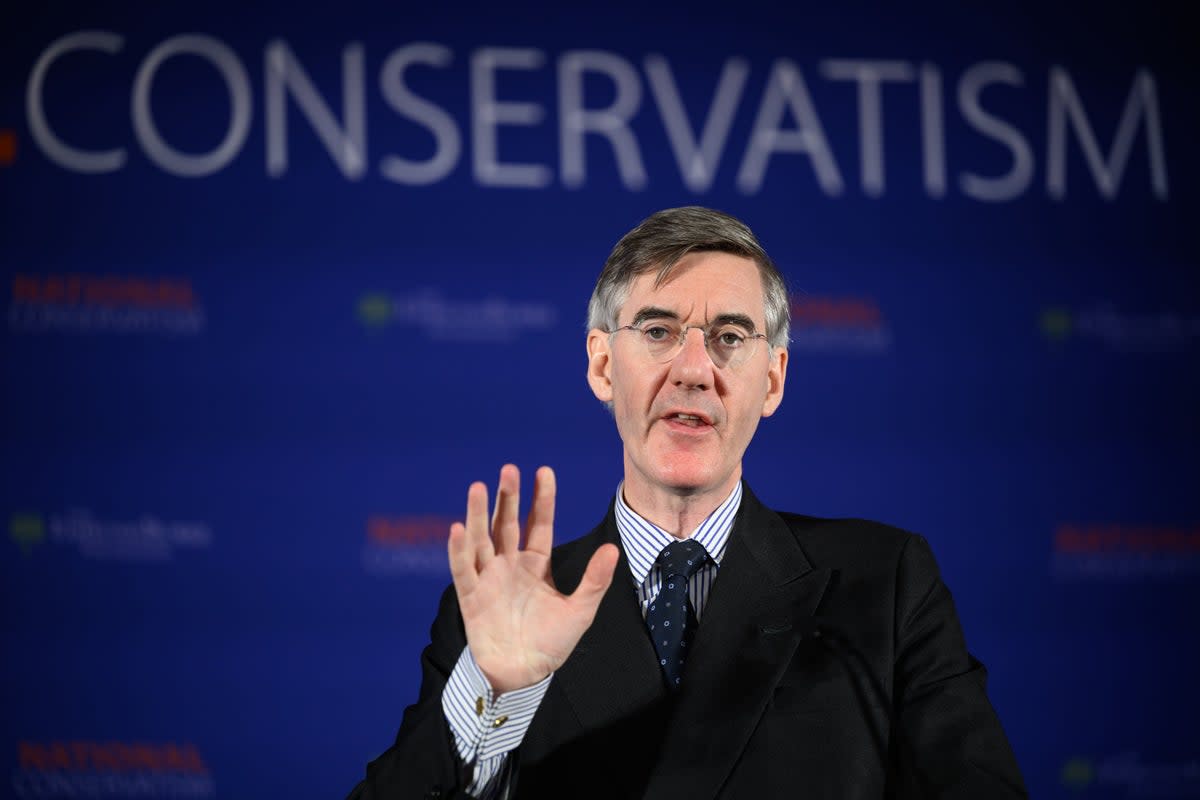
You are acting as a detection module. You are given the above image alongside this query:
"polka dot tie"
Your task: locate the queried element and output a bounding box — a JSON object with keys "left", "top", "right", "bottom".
{"left": 646, "top": 539, "right": 709, "bottom": 690}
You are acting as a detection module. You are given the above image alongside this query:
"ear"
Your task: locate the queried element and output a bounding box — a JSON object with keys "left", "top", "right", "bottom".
{"left": 586, "top": 328, "right": 613, "bottom": 403}
{"left": 760, "top": 346, "right": 787, "bottom": 418}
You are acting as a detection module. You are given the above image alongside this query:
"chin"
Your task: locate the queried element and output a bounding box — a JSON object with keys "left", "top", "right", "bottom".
{"left": 653, "top": 462, "right": 725, "bottom": 496}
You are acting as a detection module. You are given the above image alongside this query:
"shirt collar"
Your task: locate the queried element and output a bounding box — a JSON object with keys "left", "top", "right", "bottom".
{"left": 614, "top": 481, "right": 742, "bottom": 586}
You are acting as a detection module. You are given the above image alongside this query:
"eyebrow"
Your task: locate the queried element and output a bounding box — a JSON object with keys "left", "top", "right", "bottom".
{"left": 710, "top": 313, "right": 758, "bottom": 333}
{"left": 628, "top": 306, "right": 759, "bottom": 333}
{"left": 629, "top": 306, "right": 680, "bottom": 327}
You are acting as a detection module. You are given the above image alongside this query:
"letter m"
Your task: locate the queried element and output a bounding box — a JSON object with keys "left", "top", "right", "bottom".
{"left": 1047, "top": 68, "right": 1168, "bottom": 200}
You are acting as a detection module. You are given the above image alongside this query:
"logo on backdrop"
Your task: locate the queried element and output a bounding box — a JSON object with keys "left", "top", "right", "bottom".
{"left": 1051, "top": 522, "right": 1200, "bottom": 581}
{"left": 8, "top": 510, "right": 213, "bottom": 562}
{"left": 12, "top": 31, "right": 1171, "bottom": 201}
{"left": 14, "top": 740, "right": 214, "bottom": 799}
{"left": 789, "top": 294, "right": 893, "bottom": 354}
{"left": 362, "top": 514, "right": 453, "bottom": 576}
{"left": 8, "top": 274, "right": 206, "bottom": 336}
{"left": 1040, "top": 304, "right": 1200, "bottom": 353}
{"left": 356, "top": 289, "right": 558, "bottom": 341}
{"left": 1060, "top": 753, "right": 1200, "bottom": 798}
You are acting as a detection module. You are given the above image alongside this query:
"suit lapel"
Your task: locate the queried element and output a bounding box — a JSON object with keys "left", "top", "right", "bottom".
{"left": 538, "top": 511, "right": 666, "bottom": 747}
{"left": 644, "top": 486, "right": 832, "bottom": 800}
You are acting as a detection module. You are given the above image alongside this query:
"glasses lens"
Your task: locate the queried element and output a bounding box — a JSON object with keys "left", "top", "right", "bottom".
{"left": 628, "top": 324, "right": 760, "bottom": 368}
{"left": 641, "top": 324, "right": 678, "bottom": 360}
{"left": 707, "top": 327, "right": 750, "bottom": 368}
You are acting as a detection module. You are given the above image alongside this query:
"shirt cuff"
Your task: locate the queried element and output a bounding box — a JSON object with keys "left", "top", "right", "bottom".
{"left": 442, "top": 646, "right": 552, "bottom": 764}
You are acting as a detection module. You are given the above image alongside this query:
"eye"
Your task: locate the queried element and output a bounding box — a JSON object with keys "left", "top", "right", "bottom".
{"left": 713, "top": 329, "right": 746, "bottom": 348}
{"left": 642, "top": 325, "right": 674, "bottom": 342}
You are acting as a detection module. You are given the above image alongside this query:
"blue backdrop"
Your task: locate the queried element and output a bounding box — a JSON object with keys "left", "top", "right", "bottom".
{"left": 3, "top": 2, "right": 1197, "bottom": 797}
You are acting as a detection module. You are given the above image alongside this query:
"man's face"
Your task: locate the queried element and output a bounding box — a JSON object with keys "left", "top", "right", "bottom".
{"left": 587, "top": 251, "right": 787, "bottom": 506}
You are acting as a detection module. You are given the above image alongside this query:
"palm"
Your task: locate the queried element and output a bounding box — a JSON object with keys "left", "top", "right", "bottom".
{"left": 449, "top": 465, "right": 618, "bottom": 693}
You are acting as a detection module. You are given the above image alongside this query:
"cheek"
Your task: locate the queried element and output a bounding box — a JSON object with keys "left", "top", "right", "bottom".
{"left": 613, "top": 367, "right": 660, "bottom": 410}
{"left": 610, "top": 385, "right": 640, "bottom": 436}
{"left": 611, "top": 378, "right": 662, "bottom": 443}
{"left": 730, "top": 392, "right": 768, "bottom": 434}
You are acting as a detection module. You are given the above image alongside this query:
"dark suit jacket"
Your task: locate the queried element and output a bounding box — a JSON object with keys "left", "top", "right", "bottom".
{"left": 351, "top": 485, "right": 1026, "bottom": 799}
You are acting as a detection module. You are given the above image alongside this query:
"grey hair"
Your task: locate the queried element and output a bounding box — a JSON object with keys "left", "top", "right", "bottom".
{"left": 586, "top": 207, "right": 790, "bottom": 348}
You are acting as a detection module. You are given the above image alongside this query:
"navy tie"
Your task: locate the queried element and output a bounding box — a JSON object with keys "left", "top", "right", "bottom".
{"left": 646, "top": 539, "right": 709, "bottom": 689}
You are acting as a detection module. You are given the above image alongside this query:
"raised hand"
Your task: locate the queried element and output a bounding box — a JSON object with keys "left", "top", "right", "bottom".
{"left": 448, "top": 464, "right": 620, "bottom": 694}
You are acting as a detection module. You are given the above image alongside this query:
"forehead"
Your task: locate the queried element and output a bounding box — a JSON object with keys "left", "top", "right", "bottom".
{"left": 619, "top": 251, "right": 766, "bottom": 324}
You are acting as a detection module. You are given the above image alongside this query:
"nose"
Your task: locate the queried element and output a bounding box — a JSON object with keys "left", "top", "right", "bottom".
{"left": 667, "top": 327, "right": 714, "bottom": 389}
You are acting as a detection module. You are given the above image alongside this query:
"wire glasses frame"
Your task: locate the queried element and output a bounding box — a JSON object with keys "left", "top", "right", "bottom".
{"left": 610, "top": 321, "right": 769, "bottom": 369}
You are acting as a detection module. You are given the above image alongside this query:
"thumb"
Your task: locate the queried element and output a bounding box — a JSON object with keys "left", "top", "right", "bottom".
{"left": 566, "top": 543, "right": 620, "bottom": 616}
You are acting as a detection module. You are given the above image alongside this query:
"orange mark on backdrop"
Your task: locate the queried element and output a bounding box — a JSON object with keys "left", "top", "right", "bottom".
{"left": 18, "top": 741, "right": 209, "bottom": 773}
{"left": 0, "top": 130, "right": 16, "bottom": 165}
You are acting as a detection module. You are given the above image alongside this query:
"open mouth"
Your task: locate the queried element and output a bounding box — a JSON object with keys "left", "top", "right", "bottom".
{"left": 666, "top": 412, "right": 710, "bottom": 428}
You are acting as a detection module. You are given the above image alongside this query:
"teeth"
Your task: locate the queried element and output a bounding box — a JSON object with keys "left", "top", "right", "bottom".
{"left": 675, "top": 414, "right": 701, "bottom": 421}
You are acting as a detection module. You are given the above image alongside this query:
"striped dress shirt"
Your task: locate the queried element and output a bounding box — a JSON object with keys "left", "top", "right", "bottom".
{"left": 442, "top": 482, "right": 743, "bottom": 797}
{"left": 615, "top": 480, "right": 738, "bottom": 624}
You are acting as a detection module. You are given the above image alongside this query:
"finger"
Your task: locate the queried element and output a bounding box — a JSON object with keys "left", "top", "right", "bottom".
{"left": 492, "top": 464, "right": 521, "bottom": 555}
{"left": 525, "top": 466, "right": 556, "bottom": 556}
{"left": 465, "top": 480, "right": 493, "bottom": 569}
{"left": 566, "top": 543, "right": 619, "bottom": 618}
{"left": 447, "top": 522, "right": 478, "bottom": 595}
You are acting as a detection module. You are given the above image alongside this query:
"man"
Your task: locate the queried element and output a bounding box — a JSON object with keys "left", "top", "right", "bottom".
{"left": 350, "top": 207, "right": 1026, "bottom": 798}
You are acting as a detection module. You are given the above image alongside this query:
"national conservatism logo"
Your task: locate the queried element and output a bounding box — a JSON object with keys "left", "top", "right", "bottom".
{"left": 362, "top": 514, "right": 454, "bottom": 576}
{"left": 1051, "top": 522, "right": 1200, "bottom": 581}
{"left": 789, "top": 294, "right": 893, "bottom": 355}
{"left": 9, "top": 274, "right": 206, "bottom": 336}
{"left": 13, "top": 740, "right": 214, "bottom": 799}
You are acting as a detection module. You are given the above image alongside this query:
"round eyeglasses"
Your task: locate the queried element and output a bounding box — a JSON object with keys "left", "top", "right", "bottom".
{"left": 610, "top": 321, "right": 769, "bottom": 369}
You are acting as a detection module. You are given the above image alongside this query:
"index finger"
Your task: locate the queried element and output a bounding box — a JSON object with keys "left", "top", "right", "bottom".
{"left": 524, "top": 466, "right": 556, "bottom": 555}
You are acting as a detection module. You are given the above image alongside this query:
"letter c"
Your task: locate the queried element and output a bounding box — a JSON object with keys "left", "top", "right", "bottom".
{"left": 27, "top": 30, "right": 127, "bottom": 173}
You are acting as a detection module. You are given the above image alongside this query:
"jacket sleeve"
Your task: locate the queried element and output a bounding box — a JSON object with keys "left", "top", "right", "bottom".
{"left": 347, "top": 585, "right": 478, "bottom": 800}
{"left": 891, "top": 534, "right": 1027, "bottom": 799}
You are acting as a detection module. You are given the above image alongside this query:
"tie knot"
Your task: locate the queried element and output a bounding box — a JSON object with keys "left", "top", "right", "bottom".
{"left": 656, "top": 538, "right": 709, "bottom": 580}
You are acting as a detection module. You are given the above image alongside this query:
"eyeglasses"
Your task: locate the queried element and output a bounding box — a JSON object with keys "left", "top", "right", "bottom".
{"left": 610, "top": 321, "right": 769, "bottom": 369}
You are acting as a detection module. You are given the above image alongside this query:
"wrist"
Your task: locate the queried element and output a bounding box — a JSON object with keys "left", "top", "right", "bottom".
{"left": 469, "top": 648, "right": 551, "bottom": 695}
{"left": 481, "top": 666, "right": 550, "bottom": 695}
